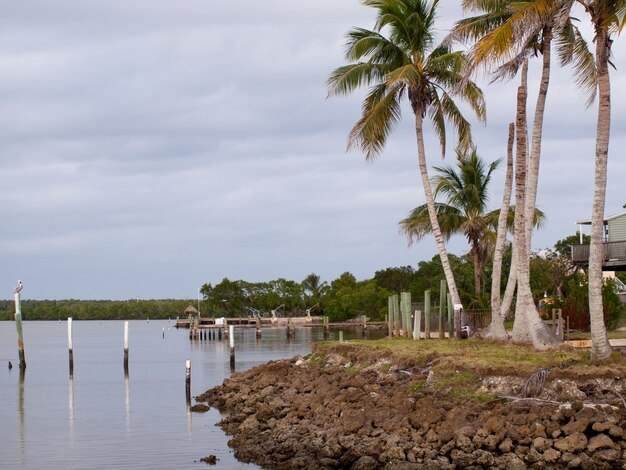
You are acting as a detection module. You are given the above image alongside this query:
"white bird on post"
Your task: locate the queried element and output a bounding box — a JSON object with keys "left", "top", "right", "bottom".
{"left": 13, "top": 280, "right": 23, "bottom": 294}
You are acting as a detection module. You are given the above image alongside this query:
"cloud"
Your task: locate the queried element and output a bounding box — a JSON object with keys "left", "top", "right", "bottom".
{"left": 0, "top": 0, "right": 624, "bottom": 299}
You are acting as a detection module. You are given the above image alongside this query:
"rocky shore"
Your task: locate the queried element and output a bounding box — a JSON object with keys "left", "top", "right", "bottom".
{"left": 197, "top": 342, "right": 626, "bottom": 469}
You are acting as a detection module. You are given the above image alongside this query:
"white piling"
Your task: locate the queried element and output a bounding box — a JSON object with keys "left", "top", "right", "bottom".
{"left": 229, "top": 325, "right": 235, "bottom": 369}
{"left": 68, "top": 317, "right": 74, "bottom": 375}
{"left": 414, "top": 310, "right": 422, "bottom": 340}
{"left": 124, "top": 321, "right": 129, "bottom": 373}
{"left": 185, "top": 359, "right": 191, "bottom": 404}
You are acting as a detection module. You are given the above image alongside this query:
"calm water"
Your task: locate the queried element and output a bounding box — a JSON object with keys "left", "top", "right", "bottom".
{"left": 0, "top": 320, "right": 379, "bottom": 469}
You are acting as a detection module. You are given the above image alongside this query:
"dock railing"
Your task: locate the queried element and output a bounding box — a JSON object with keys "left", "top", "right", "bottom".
{"left": 572, "top": 240, "right": 626, "bottom": 265}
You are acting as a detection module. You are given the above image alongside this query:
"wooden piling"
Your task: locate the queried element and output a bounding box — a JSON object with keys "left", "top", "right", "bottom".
{"left": 439, "top": 280, "right": 446, "bottom": 339}
{"left": 185, "top": 360, "right": 191, "bottom": 405}
{"left": 400, "top": 292, "right": 411, "bottom": 338}
{"left": 447, "top": 293, "right": 453, "bottom": 339}
{"left": 256, "top": 317, "right": 262, "bottom": 338}
{"left": 414, "top": 310, "right": 421, "bottom": 340}
{"left": 387, "top": 298, "right": 393, "bottom": 338}
{"left": 14, "top": 291, "right": 26, "bottom": 370}
{"left": 424, "top": 290, "right": 431, "bottom": 339}
{"left": 339, "top": 331, "right": 343, "bottom": 342}
{"left": 393, "top": 295, "right": 400, "bottom": 337}
{"left": 68, "top": 317, "right": 74, "bottom": 376}
{"left": 123, "top": 321, "right": 129, "bottom": 374}
{"left": 287, "top": 317, "right": 295, "bottom": 338}
{"left": 323, "top": 316, "right": 329, "bottom": 339}
{"left": 229, "top": 325, "right": 235, "bottom": 369}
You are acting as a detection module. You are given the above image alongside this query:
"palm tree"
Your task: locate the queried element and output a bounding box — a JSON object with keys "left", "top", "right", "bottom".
{"left": 579, "top": 0, "right": 626, "bottom": 361}
{"left": 301, "top": 273, "right": 327, "bottom": 303}
{"left": 400, "top": 149, "right": 501, "bottom": 298}
{"left": 327, "top": 0, "right": 486, "bottom": 337}
{"left": 486, "top": 122, "right": 515, "bottom": 340}
{"left": 400, "top": 148, "right": 545, "bottom": 297}
{"left": 452, "top": 0, "right": 595, "bottom": 348}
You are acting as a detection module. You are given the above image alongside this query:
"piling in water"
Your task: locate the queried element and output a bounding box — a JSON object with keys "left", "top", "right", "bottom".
{"left": 14, "top": 291, "right": 26, "bottom": 370}
{"left": 229, "top": 325, "right": 235, "bottom": 370}
{"left": 256, "top": 317, "right": 261, "bottom": 339}
{"left": 185, "top": 360, "right": 191, "bottom": 405}
{"left": 339, "top": 331, "right": 343, "bottom": 342}
{"left": 68, "top": 317, "right": 74, "bottom": 376}
{"left": 124, "top": 321, "right": 129, "bottom": 374}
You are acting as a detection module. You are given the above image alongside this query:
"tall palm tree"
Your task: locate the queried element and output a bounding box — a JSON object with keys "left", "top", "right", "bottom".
{"left": 579, "top": 0, "right": 626, "bottom": 361}
{"left": 327, "top": 0, "right": 486, "bottom": 337}
{"left": 400, "top": 149, "right": 545, "bottom": 297}
{"left": 486, "top": 122, "right": 515, "bottom": 340}
{"left": 453, "top": 0, "right": 595, "bottom": 347}
{"left": 400, "top": 149, "right": 501, "bottom": 298}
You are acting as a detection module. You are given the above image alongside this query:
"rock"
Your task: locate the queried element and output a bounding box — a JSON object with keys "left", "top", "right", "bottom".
{"left": 238, "top": 415, "right": 260, "bottom": 433}
{"left": 562, "top": 417, "right": 589, "bottom": 435}
{"left": 471, "top": 449, "right": 494, "bottom": 467}
{"left": 532, "top": 437, "right": 553, "bottom": 453}
{"left": 592, "top": 422, "right": 612, "bottom": 433}
{"left": 199, "top": 454, "right": 218, "bottom": 465}
{"left": 352, "top": 455, "right": 378, "bottom": 470}
{"left": 456, "top": 435, "right": 474, "bottom": 453}
{"left": 339, "top": 409, "right": 366, "bottom": 434}
{"left": 190, "top": 404, "right": 210, "bottom": 412}
{"left": 543, "top": 448, "right": 561, "bottom": 463}
{"left": 499, "top": 438, "right": 514, "bottom": 453}
{"left": 554, "top": 433, "right": 588, "bottom": 453}
{"left": 609, "top": 425, "right": 624, "bottom": 438}
{"left": 593, "top": 448, "right": 621, "bottom": 462}
{"left": 496, "top": 453, "right": 527, "bottom": 470}
{"left": 587, "top": 434, "right": 615, "bottom": 452}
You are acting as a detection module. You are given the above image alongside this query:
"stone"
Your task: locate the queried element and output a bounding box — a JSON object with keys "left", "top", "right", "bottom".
{"left": 609, "top": 425, "right": 624, "bottom": 438}
{"left": 499, "top": 438, "right": 514, "bottom": 453}
{"left": 587, "top": 434, "right": 615, "bottom": 452}
{"left": 543, "top": 448, "right": 561, "bottom": 463}
{"left": 532, "top": 437, "right": 553, "bottom": 453}
{"left": 352, "top": 456, "right": 379, "bottom": 470}
{"left": 592, "top": 422, "right": 612, "bottom": 433}
{"left": 199, "top": 454, "right": 218, "bottom": 465}
{"left": 190, "top": 404, "right": 210, "bottom": 412}
{"left": 456, "top": 435, "right": 474, "bottom": 453}
{"left": 554, "top": 433, "right": 588, "bottom": 453}
{"left": 562, "top": 418, "right": 589, "bottom": 436}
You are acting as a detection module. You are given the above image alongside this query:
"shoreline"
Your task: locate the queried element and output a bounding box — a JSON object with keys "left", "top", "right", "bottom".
{"left": 198, "top": 340, "right": 626, "bottom": 469}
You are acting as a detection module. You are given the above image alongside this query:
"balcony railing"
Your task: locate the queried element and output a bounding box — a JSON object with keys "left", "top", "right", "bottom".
{"left": 572, "top": 240, "right": 626, "bottom": 264}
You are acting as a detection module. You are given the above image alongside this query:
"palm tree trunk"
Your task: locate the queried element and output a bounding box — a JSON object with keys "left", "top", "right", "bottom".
{"left": 520, "top": 24, "right": 561, "bottom": 347}
{"left": 511, "top": 61, "right": 532, "bottom": 343}
{"left": 511, "top": 60, "right": 559, "bottom": 349}
{"left": 589, "top": 26, "right": 612, "bottom": 361}
{"left": 472, "top": 244, "right": 481, "bottom": 297}
{"left": 485, "top": 122, "right": 514, "bottom": 340}
{"left": 524, "top": 26, "right": 552, "bottom": 248}
{"left": 414, "top": 112, "right": 463, "bottom": 336}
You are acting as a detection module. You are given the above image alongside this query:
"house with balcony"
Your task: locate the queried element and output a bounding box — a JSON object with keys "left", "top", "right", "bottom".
{"left": 572, "top": 209, "right": 626, "bottom": 271}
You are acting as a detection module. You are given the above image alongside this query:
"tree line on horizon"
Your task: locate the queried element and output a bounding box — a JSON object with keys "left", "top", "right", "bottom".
{"left": 328, "top": 0, "right": 625, "bottom": 360}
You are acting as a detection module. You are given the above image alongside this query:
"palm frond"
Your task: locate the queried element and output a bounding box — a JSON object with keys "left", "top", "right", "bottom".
{"left": 327, "top": 63, "right": 386, "bottom": 97}
{"left": 556, "top": 19, "right": 597, "bottom": 107}
{"left": 347, "top": 82, "right": 403, "bottom": 161}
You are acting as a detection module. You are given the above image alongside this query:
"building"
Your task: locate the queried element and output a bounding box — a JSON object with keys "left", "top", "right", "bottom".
{"left": 572, "top": 209, "right": 626, "bottom": 271}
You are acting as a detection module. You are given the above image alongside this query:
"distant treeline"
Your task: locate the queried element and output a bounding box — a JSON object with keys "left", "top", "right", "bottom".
{"left": 0, "top": 299, "right": 192, "bottom": 321}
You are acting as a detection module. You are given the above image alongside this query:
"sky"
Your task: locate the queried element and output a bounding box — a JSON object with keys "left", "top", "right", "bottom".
{"left": 1, "top": 1, "right": 625, "bottom": 300}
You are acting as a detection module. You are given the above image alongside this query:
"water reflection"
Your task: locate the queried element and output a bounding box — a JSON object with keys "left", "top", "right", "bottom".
{"left": 69, "top": 375, "right": 74, "bottom": 438}
{"left": 17, "top": 369, "right": 25, "bottom": 467}
{"left": 124, "top": 372, "right": 130, "bottom": 434}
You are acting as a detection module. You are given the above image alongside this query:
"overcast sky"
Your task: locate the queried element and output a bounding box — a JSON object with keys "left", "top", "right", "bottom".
{"left": 1, "top": 1, "right": 624, "bottom": 300}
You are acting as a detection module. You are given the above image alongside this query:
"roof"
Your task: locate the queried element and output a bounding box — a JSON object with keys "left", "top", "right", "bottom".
{"left": 576, "top": 209, "right": 626, "bottom": 225}
{"left": 184, "top": 305, "right": 199, "bottom": 314}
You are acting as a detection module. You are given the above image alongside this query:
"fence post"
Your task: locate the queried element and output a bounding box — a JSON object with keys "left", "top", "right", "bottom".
{"left": 393, "top": 295, "right": 400, "bottom": 337}
{"left": 551, "top": 309, "right": 557, "bottom": 334}
{"left": 414, "top": 310, "right": 421, "bottom": 340}
{"left": 439, "top": 280, "right": 446, "bottom": 339}
{"left": 424, "top": 290, "right": 431, "bottom": 339}
{"left": 400, "top": 292, "right": 411, "bottom": 338}
{"left": 447, "top": 293, "right": 453, "bottom": 339}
